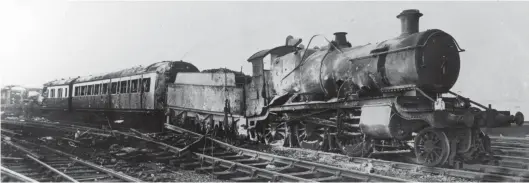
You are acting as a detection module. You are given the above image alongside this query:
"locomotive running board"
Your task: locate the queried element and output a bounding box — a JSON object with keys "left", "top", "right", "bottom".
{"left": 268, "top": 97, "right": 395, "bottom": 112}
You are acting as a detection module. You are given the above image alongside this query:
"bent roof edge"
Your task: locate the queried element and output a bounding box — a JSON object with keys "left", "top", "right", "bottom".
{"left": 44, "top": 60, "right": 197, "bottom": 86}
{"left": 246, "top": 46, "right": 297, "bottom": 62}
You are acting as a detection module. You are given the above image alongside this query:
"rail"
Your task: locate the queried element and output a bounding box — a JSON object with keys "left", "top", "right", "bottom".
{"left": 2, "top": 137, "right": 142, "bottom": 182}
{"left": 0, "top": 166, "right": 39, "bottom": 183}
{"left": 26, "top": 154, "right": 79, "bottom": 183}
{"left": 38, "top": 145, "right": 144, "bottom": 182}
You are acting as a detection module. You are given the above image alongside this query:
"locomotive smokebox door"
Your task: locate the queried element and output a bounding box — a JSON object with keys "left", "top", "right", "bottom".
{"left": 360, "top": 104, "right": 393, "bottom": 139}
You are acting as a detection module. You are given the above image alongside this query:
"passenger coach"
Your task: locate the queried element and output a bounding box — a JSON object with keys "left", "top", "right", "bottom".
{"left": 41, "top": 61, "right": 199, "bottom": 131}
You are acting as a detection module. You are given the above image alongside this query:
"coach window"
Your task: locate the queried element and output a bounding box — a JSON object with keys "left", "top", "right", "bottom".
{"left": 58, "top": 88, "right": 63, "bottom": 98}
{"left": 111, "top": 82, "right": 118, "bottom": 94}
{"left": 48, "top": 89, "right": 51, "bottom": 98}
{"left": 80, "top": 86, "right": 85, "bottom": 96}
{"left": 142, "top": 78, "right": 150, "bottom": 92}
{"left": 131, "top": 79, "right": 138, "bottom": 93}
{"left": 120, "top": 81, "right": 128, "bottom": 93}
{"left": 75, "top": 86, "right": 79, "bottom": 96}
{"left": 87, "top": 85, "right": 93, "bottom": 95}
{"left": 51, "top": 89, "right": 55, "bottom": 98}
{"left": 65, "top": 88, "right": 68, "bottom": 97}
{"left": 95, "top": 84, "right": 100, "bottom": 95}
{"left": 102, "top": 83, "right": 108, "bottom": 94}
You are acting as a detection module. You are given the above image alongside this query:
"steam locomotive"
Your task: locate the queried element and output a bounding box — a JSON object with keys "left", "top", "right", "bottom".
{"left": 40, "top": 9, "right": 524, "bottom": 168}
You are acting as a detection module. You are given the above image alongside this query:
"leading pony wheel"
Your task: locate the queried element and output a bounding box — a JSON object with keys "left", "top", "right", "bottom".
{"left": 414, "top": 127, "right": 450, "bottom": 167}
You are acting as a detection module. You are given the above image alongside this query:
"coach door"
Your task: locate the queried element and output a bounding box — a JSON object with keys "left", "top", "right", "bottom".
{"left": 106, "top": 79, "right": 112, "bottom": 110}
{"left": 139, "top": 74, "right": 145, "bottom": 110}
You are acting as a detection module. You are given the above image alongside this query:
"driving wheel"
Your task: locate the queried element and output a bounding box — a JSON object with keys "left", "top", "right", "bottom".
{"left": 296, "top": 122, "right": 325, "bottom": 150}
{"left": 263, "top": 122, "right": 286, "bottom": 145}
{"left": 414, "top": 127, "right": 450, "bottom": 167}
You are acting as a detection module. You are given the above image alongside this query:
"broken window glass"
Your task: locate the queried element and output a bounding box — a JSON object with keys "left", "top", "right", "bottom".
{"left": 131, "top": 79, "right": 138, "bottom": 93}
{"left": 142, "top": 78, "right": 150, "bottom": 92}
{"left": 120, "top": 81, "right": 128, "bottom": 93}
{"left": 95, "top": 84, "right": 100, "bottom": 95}
{"left": 111, "top": 82, "right": 118, "bottom": 94}
{"left": 102, "top": 83, "right": 108, "bottom": 94}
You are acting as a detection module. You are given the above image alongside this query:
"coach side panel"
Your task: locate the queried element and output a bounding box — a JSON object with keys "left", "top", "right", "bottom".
{"left": 72, "top": 74, "right": 156, "bottom": 111}
{"left": 43, "top": 85, "right": 69, "bottom": 110}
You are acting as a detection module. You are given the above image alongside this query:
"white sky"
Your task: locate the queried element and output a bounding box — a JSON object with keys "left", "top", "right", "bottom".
{"left": 1, "top": 0, "right": 528, "bottom": 114}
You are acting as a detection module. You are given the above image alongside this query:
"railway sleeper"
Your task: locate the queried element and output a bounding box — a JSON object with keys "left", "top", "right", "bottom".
{"left": 194, "top": 165, "right": 226, "bottom": 174}
{"left": 244, "top": 162, "right": 270, "bottom": 168}
{"left": 147, "top": 151, "right": 173, "bottom": 157}
{"left": 153, "top": 155, "right": 179, "bottom": 161}
{"left": 230, "top": 175, "right": 269, "bottom": 182}
{"left": 212, "top": 170, "right": 247, "bottom": 180}
{"left": 70, "top": 174, "right": 111, "bottom": 181}
{"left": 212, "top": 151, "right": 238, "bottom": 157}
{"left": 58, "top": 169, "right": 101, "bottom": 176}
{"left": 74, "top": 176, "right": 114, "bottom": 182}
{"left": 464, "top": 164, "right": 529, "bottom": 178}
{"left": 54, "top": 166, "right": 102, "bottom": 172}
{"left": 169, "top": 158, "right": 196, "bottom": 167}
{"left": 217, "top": 155, "right": 248, "bottom": 160}
{"left": 495, "top": 155, "right": 529, "bottom": 164}
{"left": 312, "top": 175, "right": 343, "bottom": 182}
{"left": 496, "top": 149, "right": 529, "bottom": 157}
{"left": 232, "top": 158, "right": 261, "bottom": 164}
{"left": 287, "top": 170, "right": 331, "bottom": 180}
{"left": 496, "top": 160, "right": 528, "bottom": 169}
{"left": 180, "top": 161, "right": 205, "bottom": 170}
{"left": 197, "top": 146, "right": 216, "bottom": 152}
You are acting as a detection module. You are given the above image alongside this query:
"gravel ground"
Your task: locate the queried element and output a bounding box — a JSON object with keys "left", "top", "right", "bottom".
{"left": 241, "top": 141, "right": 474, "bottom": 182}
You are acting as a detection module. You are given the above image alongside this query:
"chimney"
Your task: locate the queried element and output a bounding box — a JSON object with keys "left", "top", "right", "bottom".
{"left": 333, "top": 32, "right": 350, "bottom": 47}
{"left": 397, "top": 9, "right": 423, "bottom": 36}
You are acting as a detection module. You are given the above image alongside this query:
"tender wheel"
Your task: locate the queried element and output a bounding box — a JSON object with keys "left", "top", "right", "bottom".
{"left": 515, "top": 112, "right": 524, "bottom": 126}
{"left": 414, "top": 127, "right": 450, "bottom": 167}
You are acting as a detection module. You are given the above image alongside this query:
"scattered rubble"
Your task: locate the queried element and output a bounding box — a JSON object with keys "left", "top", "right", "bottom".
{"left": 246, "top": 143, "right": 472, "bottom": 182}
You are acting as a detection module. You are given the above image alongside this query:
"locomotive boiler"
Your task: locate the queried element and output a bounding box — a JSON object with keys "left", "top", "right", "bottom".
{"left": 271, "top": 9, "right": 461, "bottom": 99}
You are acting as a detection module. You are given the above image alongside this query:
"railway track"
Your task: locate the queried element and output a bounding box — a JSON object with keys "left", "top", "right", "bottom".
{"left": 1, "top": 120, "right": 409, "bottom": 182}
{"left": 487, "top": 136, "right": 529, "bottom": 169}
{"left": 163, "top": 123, "right": 529, "bottom": 182}
{"left": 157, "top": 132, "right": 405, "bottom": 181}
{"left": 1, "top": 136, "right": 141, "bottom": 182}
{"left": 4, "top": 119, "right": 529, "bottom": 182}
